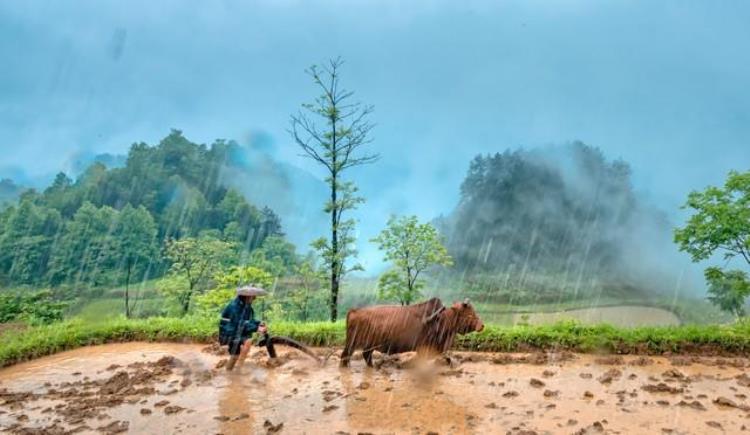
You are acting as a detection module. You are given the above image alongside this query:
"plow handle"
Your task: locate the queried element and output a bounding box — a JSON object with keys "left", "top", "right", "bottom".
{"left": 260, "top": 332, "right": 277, "bottom": 358}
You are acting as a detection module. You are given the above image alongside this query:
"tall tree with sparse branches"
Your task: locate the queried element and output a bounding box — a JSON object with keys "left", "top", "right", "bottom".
{"left": 290, "top": 57, "right": 378, "bottom": 321}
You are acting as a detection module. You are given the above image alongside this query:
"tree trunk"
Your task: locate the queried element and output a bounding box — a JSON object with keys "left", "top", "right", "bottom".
{"left": 182, "top": 283, "right": 193, "bottom": 316}
{"left": 405, "top": 269, "right": 413, "bottom": 306}
{"left": 302, "top": 291, "right": 309, "bottom": 322}
{"left": 330, "top": 172, "right": 339, "bottom": 322}
{"left": 330, "top": 100, "right": 339, "bottom": 323}
{"left": 124, "top": 259, "right": 132, "bottom": 318}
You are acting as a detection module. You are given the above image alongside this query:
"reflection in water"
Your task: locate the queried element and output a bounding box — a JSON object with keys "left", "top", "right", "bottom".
{"left": 341, "top": 365, "right": 472, "bottom": 434}
{"left": 217, "top": 370, "right": 256, "bottom": 434}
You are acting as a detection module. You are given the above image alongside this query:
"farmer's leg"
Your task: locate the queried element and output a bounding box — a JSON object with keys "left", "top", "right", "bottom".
{"left": 237, "top": 339, "right": 252, "bottom": 367}
{"left": 226, "top": 339, "right": 244, "bottom": 371}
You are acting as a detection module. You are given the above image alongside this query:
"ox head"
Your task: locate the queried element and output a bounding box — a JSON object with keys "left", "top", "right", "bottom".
{"left": 452, "top": 298, "right": 484, "bottom": 334}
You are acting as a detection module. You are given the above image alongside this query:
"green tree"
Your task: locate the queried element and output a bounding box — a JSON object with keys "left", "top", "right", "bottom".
{"left": 375, "top": 269, "right": 411, "bottom": 305}
{"left": 372, "top": 215, "right": 453, "bottom": 305}
{"left": 675, "top": 170, "right": 750, "bottom": 265}
{"left": 163, "top": 237, "right": 236, "bottom": 315}
{"left": 675, "top": 170, "right": 750, "bottom": 316}
{"left": 114, "top": 205, "right": 158, "bottom": 317}
{"left": 0, "top": 195, "right": 61, "bottom": 284}
{"left": 42, "top": 172, "right": 78, "bottom": 217}
{"left": 219, "top": 189, "right": 261, "bottom": 247}
{"left": 0, "top": 290, "right": 67, "bottom": 325}
{"left": 194, "top": 265, "right": 274, "bottom": 316}
{"left": 290, "top": 58, "right": 378, "bottom": 321}
{"left": 288, "top": 258, "right": 327, "bottom": 321}
{"left": 47, "top": 201, "right": 118, "bottom": 287}
{"left": 159, "top": 183, "right": 208, "bottom": 238}
{"left": 247, "top": 235, "right": 298, "bottom": 278}
{"left": 705, "top": 267, "right": 750, "bottom": 318}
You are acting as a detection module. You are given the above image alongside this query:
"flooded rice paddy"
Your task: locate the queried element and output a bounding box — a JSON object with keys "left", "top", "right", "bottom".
{"left": 510, "top": 306, "right": 681, "bottom": 327}
{"left": 1, "top": 342, "right": 749, "bottom": 434}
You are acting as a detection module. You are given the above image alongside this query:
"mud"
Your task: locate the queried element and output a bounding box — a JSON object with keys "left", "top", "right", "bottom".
{"left": 1, "top": 342, "right": 750, "bottom": 434}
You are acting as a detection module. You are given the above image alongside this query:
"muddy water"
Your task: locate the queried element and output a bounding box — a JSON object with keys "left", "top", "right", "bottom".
{"left": 2, "top": 343, "right": 749, "bottom": 434}
{"left": 512, "top": 306, "right": 681, "bottom": 327}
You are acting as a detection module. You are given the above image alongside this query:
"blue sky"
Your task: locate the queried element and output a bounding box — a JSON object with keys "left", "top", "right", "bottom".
{"left": 1, "top": 0, "right": 748, "bottom": 273}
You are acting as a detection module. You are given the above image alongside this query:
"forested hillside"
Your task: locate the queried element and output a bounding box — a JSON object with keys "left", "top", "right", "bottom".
{"left": 436, "top": 142, "right": 674, "bottom": 302}
{"left": 0, "top": 130, "right": 294, "bottom": 289}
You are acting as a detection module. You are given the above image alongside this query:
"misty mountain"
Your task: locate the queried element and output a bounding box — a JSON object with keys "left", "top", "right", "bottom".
{"left": 217, "top": 141, "right": 329, "bottom": 251}
{"left": 0, "top": 131, "right": 291, "bottom": 286}
{"left": 67, "top": 152, "right": 127, "bottom": 175}
{"left": 0, "top": 131, "right": 328, "bottom": 256}
{"left": 436, "top": 142, "right": 688, "bottom": 299}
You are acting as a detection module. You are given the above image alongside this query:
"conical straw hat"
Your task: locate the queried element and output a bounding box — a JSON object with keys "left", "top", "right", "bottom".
{"left": 236, "top": 285, "right": 268, "bottom": 297}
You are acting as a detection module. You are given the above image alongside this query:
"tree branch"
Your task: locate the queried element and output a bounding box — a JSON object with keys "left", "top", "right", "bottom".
{"left": 735, "top": 238, "right": 750, "bottom": 266}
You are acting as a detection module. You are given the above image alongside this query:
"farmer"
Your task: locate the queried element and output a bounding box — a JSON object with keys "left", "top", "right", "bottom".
{"left": 219, "top": 285, "right": 268, "bottom": 371}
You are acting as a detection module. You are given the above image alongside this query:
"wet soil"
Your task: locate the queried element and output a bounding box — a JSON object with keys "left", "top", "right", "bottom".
{"left": 1, "top": 342, "right": 749, "bottom": 434}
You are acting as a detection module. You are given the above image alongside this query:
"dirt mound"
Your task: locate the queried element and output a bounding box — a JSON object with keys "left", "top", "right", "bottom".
{"left": 490, "top": 352, "right": 577, "bottom": 365}
{"left": 597, "top": 368, "right": 622, "bottom": 384}
{"left": 641, "top": 383, "right": 684, "bottom": 394}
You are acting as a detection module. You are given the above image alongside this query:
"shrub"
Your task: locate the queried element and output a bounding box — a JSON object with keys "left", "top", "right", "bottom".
{"left": 0, "top": 290, "right": 67, "bottom": 325}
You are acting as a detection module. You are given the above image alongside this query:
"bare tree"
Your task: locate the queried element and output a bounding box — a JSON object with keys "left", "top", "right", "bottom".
{"left": 290, "top": 57, "right": 378, "bottom": 321}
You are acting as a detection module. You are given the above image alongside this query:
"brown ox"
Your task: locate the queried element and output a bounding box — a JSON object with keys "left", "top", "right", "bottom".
{"left": 340, "top": 297, "right": 484, "bottom": 367}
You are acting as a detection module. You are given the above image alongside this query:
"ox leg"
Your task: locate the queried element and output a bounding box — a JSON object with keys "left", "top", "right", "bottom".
{"left": 362, "top": 350, "right": 374, "bottom": 367}
{"left": 441, "top": 334, "right": 456, "bottom": 367}
{"left": 340, "top": 338, "right": 354, "bottom": 367}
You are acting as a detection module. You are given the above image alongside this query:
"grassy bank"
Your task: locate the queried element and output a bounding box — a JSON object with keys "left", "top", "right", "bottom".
{"left": 2, "top": 317, "right": 750, "bottom": 367}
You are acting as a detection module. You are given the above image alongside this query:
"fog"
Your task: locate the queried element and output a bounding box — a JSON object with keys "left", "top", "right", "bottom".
{"left": 437, "top": 143, "right": 702, "bottom": 299}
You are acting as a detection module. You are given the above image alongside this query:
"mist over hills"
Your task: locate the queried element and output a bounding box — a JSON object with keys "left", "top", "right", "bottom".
{"left": 216, "top": 140, "right": 329, "bottom": 251}
{"left": 1, "top": 133, "right": 701, "bottom": 299}
{"left": 0, "top": 179, "right": 23, "bottom": 206}
{"left": 0, "top": 133, "right": 330, "bottom": 256}
{"left": 436, "top": 142, "right": 699, "bottom": 300}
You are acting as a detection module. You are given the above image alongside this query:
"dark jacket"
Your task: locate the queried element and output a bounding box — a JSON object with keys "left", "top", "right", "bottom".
{"left": 219, "top": 297, "right": 261, "bottom": 342}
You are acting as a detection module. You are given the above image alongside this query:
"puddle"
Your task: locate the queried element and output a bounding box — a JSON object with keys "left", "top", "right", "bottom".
{"left": 1, "top": 342, "right": 749, "bottom": 434}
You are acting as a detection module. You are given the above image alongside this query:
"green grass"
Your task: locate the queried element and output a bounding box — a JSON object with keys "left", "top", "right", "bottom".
{"left": 456, "top": 320, "right": 750, "bottom": 354}
{"left": 70, "top": 298, "right": 178, "bottom": 323}
{"left": 2, "top": 317, "right": 750, "bottom": 367}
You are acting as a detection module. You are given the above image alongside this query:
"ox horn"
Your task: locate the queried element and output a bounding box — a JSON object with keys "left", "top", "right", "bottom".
{"left": 423, "top": 306, "right": 446, "bottom": 324}
{"left": 463, "top": 297, "right": 470, "bottom": 305}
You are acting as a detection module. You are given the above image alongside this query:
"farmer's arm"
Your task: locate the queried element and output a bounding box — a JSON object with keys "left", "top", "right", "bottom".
{"left": 221, "top": 302, "right": 233, "bottom": 321}
{"left": 244, "top": 318, "right": 261, "bottom": 334}
{"left": 218, "top": 301, "right": 238, "bottom": 341}
{"left": 243, "top": 307, "right": 263, "bottom": 335}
